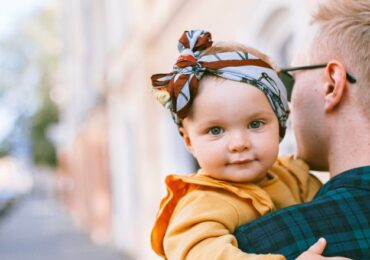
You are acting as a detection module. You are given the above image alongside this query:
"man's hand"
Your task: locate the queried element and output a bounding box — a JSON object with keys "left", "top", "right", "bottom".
{"left": 297, "top": 238, "right": 352, "bottom": 260}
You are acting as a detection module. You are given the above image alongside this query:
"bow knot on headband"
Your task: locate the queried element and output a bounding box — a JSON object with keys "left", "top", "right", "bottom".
{"left": 177, "top": 49, "right": 196, "bottom": 63}
{"left": 151, "top": 29, "right": 290, "bottom": 138}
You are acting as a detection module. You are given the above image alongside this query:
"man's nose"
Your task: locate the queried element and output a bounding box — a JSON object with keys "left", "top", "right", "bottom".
{"left": 228, "top": 131, "right": 251, "bottom": 152}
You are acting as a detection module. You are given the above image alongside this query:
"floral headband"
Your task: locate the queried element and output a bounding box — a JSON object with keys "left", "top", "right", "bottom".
{"left": 151, "top": 30, "right": 289, "bottom": 138}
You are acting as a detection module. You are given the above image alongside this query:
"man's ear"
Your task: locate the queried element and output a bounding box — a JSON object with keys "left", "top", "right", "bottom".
{"left": 323, "top": 60, "right": 347, "bottom": 112}
{"left": 179, "top": 127, "right": 194, "bottom": 154}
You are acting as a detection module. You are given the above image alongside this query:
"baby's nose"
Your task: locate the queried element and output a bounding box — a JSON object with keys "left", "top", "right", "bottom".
{"left": 228, "top": 131, "right": 251, "bottom": 152}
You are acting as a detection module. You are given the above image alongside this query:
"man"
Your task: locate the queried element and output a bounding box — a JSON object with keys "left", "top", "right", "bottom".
{"left": 234, "top": 0, "right": 370, "bottom": 259}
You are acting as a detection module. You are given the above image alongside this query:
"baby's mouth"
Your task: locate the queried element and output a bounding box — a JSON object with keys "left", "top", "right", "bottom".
{"left": 228, "top": 158, "right": 254, "bottom": 165}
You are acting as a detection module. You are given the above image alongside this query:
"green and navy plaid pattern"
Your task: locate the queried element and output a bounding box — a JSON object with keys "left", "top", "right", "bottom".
{"left": 234, "top": 166, "right": 370, "bottom": 260}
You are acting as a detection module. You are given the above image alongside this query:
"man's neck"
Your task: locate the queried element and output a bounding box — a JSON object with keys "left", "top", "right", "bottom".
{"left": 328, "top": 122, "right": 370, "bottom": 178}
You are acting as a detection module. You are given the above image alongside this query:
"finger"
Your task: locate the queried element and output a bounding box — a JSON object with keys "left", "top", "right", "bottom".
{"left": 308, "top": 237, "right": 327, "bottom": 254}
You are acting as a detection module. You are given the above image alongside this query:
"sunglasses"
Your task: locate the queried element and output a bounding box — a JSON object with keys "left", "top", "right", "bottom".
{"left": 278, "top": 64, "right": 357, "bottom": 101}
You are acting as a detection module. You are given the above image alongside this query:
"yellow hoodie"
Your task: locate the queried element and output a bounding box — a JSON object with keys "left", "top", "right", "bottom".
{"left": 151, "top": 155, "right": 322, "bottom": 259}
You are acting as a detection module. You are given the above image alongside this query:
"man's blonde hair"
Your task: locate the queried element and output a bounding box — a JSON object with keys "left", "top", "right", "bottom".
{"left": 310, "top": 0, "right": 370, "bottom": 115}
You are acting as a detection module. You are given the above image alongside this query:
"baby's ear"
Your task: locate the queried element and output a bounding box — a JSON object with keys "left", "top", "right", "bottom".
{"left": 179, "top": 127, "right": 194, "bottom": 154}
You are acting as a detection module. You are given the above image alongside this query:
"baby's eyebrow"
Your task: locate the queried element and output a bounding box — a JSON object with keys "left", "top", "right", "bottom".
{"left": 196, "top": 119, "right": 224, "bottom": 128}
{"left": 198, "top": 121, "right": 222, "bottom": 127}
{"left": 247, "top": 109, "right": 276, "bottom": 117}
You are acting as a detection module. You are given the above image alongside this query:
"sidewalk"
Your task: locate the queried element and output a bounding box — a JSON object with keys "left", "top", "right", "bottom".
{"left": 0, "top": 172, "right": 129, "bottom": 260}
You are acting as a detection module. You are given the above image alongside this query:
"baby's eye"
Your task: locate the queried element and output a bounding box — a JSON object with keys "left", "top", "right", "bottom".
{"left": 248, "top": 120, "right": 264, "bottom": 129}
{"left": 208, "top": 127, "right": 224, "bottom": 136}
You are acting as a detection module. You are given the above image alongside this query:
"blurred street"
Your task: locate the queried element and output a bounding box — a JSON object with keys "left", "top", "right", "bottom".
{"left": 0, "top": 170, "right": 127, "bottom": 260}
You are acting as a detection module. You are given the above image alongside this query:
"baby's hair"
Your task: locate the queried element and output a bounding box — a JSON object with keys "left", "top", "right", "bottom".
{"left": 201, "top": 42, "right": 280, "bottom": 72}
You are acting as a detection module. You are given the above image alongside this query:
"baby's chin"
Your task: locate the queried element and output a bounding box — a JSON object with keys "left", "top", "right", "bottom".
{"left": 227, "top": 167, "right": 268, "bottom": 183}
{"left": 205, "top": 171, "right": 267, "bottom": 183}
{"left": 228, "top": 174, "right": 267, "bottom": 184}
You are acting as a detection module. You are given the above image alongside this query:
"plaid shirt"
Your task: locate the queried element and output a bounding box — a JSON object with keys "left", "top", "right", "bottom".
{"left": 235, "top": 166, "right": 370, "bottom": 260}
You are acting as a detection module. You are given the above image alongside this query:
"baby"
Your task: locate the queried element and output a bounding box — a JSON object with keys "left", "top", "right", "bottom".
{"left": 150, "top": 30, "right": 322, "bottom": 259}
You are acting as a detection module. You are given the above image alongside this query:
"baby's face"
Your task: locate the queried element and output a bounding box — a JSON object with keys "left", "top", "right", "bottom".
{"left": 181, "top": 77, "right": 280, "bottom": 183}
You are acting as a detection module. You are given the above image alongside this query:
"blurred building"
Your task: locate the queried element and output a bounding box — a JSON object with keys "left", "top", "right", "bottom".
{"left": 53, "top": 0, "right": 316, "bottom": 259}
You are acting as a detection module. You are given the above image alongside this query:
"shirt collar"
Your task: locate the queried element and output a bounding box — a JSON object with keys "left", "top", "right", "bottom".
{"left": 315, "top": 165, "right": 370, "bottom": 197}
